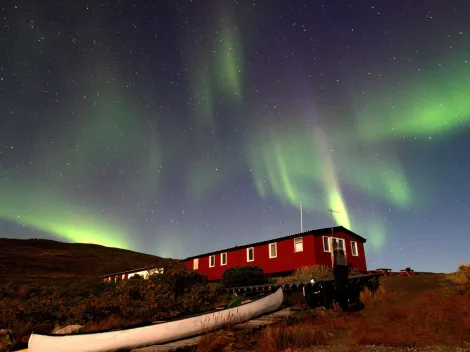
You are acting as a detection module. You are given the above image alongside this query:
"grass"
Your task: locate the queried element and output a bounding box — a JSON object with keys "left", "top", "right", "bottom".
{"left": 291, "top": 265, "right": 333, "bottom": 280}
{"left": 3, "top": 241, "right": 469, "bottom": 352}
{"left": 81, "top": 315, "right": 130, "bottom": 333}
{"left": 256, "top": 319, "right": 331, "bottom": 351}
{"left": 294, "top": 272, "right": 470, "bottom": 349}
{"left": 275, "top": 265, "right": 363, "bottom": 285}
{"left": 275, "top": 265, "right": 332, "bottom": 284}
{"left": 349, "top": 289, "right": 470, "bottom": 347}
{"left": 189, "top": 269, "right": 470, "bottom": 351}
{"left": 196, "top": 330, "right": 236, "bottom": 352}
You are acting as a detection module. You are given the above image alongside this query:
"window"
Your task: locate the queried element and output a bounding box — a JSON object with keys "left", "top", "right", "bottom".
{"left": 221, "top": 252, "right": 227, "bottom": 265}
{"left": 193, "top": 258, "right": 199, "bottom": 270}
{"left": 269, "top": 243, "right": 277, "bottom": 258}
{"left": 351, "top": 241, "right": 358, "bottom": 256}
{"left": 323, "top": 236, "right": 331, "bottom": 252}
{"left": 327, "top": 237, "right": 345, "bottom": 252}
{"left": 294, "top": 237, "right": 303, "bottom": 252}
{"left": 209, "top": 255, "right": 215, "bottom": 268}
{"left": 336, "top": 238, "right": 345, "bottom": 250}
{"left": 247, "top": 247, "right": 254, "bottom": 262}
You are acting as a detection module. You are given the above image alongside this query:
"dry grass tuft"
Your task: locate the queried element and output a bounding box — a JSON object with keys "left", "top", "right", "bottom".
{"left": 272, "top": 265, "right": 364, "bottom": 285}
{"left": 359, "top": 284, "right": 396, "bottom": 307}
{"left": 277, "top": 265, "right": 332, "bottom": 284}
{"left": 292, "top": 265, "right": 332, "bottom": 280}
{"left": 278, "top": 265, "right": 363, "bottom": 284}
{"left": 447, "top": 264, "right": 470, "bottom": 286}
{"left": 196, "top": 330, "right": 235, "bottom": 352}
{"left": 256, "top": 320, "right": 330, "bottom": 352}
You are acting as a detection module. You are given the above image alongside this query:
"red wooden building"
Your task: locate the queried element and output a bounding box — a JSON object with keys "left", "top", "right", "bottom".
{"left": 182, "top": 226, "right": 368, "bottom": 281}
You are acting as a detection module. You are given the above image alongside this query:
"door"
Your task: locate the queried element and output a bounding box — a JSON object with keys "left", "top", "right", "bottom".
{"left": 329, "top": 237, "right": 347, "bottom": 266}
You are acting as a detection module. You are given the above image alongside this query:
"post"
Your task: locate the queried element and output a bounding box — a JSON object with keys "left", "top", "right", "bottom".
{"left": 327, "top": 208, "right": 340, "bottom": 266}
{"left": 300, "top": 200, "right": 303, "bottom": 232}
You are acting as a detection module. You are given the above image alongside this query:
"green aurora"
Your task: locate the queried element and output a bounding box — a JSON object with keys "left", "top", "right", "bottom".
{"left": 246, "top": 53, "right": 468, "bottom": 250}
{"left": 0, "top": 180, "right": 130, "bottom": 249}
{"left": 184, "top": 1, "right": 243, "bottom": 200}
{"left": 355, "top": 57, "right": 470, "bottom": 141}
{"left": 2, "top": 13, "right": 468, "bottom": 256}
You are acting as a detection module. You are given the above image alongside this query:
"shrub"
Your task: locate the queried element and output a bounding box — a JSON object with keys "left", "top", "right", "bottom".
{"left": 149, "top": 264, "right": 209, "bottom": 297}
{"left": 0, "top": 265, "right": 217, "bottom": 349}
{"left": 220, "top": 266, "right": 267, "bottom": 288}
{"left": 147, "top": 265, "right": 215, "bottom": 317}
{"left": 129, "top": 274, "right": 143, "bottom": 280}
{"left": 290, "top": 265, "right": 332, "bottom": 281}
{"left": 448, "top": 264, "right": 470, "bottom": 290}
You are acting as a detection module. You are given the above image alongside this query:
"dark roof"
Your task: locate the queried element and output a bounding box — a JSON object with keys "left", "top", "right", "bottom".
{"left": 100, "top": 265, "right": 164, "bottom": 278}
{"left": 183, "top": 226, "right": 367, "bottom": 261}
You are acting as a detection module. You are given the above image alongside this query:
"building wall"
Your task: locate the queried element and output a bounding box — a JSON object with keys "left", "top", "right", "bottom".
{"left": 101, "top": 267, "right": 164, "bottom": 283}
{"left": 184, "top": 231, "right": 368, "bottom": 280}
{"left": 314, "top": 230, "right": 367, "bottom": 271}
{"left": 128, "top": 268, "right": 164, "bottom": 279}
{"left": 184, "top": 234, "right": 318, "bottom": 281}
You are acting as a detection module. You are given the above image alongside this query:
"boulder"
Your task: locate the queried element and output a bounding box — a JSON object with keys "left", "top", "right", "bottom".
{"left": 0, "top": 329, "right": 15, "bottom": 352}
{"left": 52, "top": 325, "right": 83, "bottom": 335}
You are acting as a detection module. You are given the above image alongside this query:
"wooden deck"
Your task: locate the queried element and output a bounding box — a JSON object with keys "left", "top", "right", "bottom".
{"left": 223, "top": 272, "right": 381, "bottom": 294}
{"left": 130, "top": 307, "right": 296, "bottom": 351}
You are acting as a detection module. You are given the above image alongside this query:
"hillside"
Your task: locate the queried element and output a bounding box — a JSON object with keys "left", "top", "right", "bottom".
{"left": 0, "top": 238, "right": 175, "bottom": 286}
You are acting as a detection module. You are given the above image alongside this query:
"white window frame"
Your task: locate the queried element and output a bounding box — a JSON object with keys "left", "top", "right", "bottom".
{"left": 209, "top": 255, "right": 215, "bottom": 268}
{"left": 246, "top": 247, "right": 254, "bottom": 262}
{"left": 193, "top": 258, "right": 199, "bottom": 270}
{"left": 351, "top": 241, "right": 359, "bottom": 256}
{"left": 221, "top": 252, "right": 227, "bottom": 266}
{"left": 323, "top": 236, "right": 331, "bottom": 252}
{"left": 335, "top": 238, "right": 345, "bottom": 251}
{"left": 294, "top": 237, "right": 303, "bottom": 252}
{"left": 269, "top": 243, "right": 277, "bottom": 258}
{"left": 325, "top": 236, "right": 346, "bottom": 252}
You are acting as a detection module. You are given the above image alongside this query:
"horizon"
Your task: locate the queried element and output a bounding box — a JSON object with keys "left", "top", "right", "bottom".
{"left": 1, "top": 227, "right": 462, "bottom": 274}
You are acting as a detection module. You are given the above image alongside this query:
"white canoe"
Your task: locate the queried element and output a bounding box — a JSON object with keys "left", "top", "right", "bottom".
{"left": 28, "top": 287, "right": 283, "bottom": 352}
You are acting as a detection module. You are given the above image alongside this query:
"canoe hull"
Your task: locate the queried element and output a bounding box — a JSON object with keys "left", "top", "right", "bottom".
{"left": 28, "top": 288, "right": 283, "bottom": 352}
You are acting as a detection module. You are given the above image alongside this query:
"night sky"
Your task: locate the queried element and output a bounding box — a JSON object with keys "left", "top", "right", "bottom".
{"left": 1, "top": 0, "right": 469, "bottom": 273}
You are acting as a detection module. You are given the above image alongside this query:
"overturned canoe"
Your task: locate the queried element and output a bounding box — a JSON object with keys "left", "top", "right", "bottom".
{"left": 28, "top": 288, "right": 283, "bottom": 352}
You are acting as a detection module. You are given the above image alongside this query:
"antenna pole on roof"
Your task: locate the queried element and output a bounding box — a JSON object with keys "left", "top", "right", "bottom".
{"left": 327, "top": 208, "right": 340, "bottom": 236}
{"left": 300, "top": 200, "right": 304, "bottom": 233}
{"left": 327, "top": 208, "right": 340, "bottom": 224}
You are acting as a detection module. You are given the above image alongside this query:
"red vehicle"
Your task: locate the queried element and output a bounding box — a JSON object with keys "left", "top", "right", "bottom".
{"left": 182, "top": 226, "right": 368, "bottom": 281}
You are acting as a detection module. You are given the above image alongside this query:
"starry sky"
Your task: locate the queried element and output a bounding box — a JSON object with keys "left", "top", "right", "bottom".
{"left": 1, "top": 0, "right": 469, "bottom": 273}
